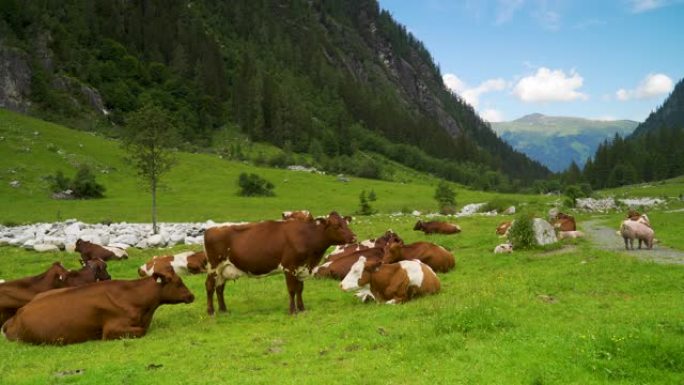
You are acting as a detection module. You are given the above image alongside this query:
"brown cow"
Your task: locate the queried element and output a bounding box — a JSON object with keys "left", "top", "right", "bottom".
{"left": 281, "top": 210, "right": 314, "bottom": 222}
{"left": 0, "top": 262, "right": 69, "bottom": 325}
{"left": 64, "top": 258, "right": 112, "bottom": 286}
{"left": 382, "top": 239, "right": 455, "bottom": 273}
{"left": 339, "top": 257, "right": 440, "bottom": 304}
{"left": 496, "top": 221, "right": 513, "bottom": 236}
{"left": 326, "top": 230, "right": 401, "bottom": 262}
{"left": 552, "top": 213, "right": 576, "bottom": 231}
{"left": 313, "top": 248, "right": 385, "bottom": 280}
{"left": 2, "top": 267, "right": 194, "bottom": 345}
{"left": 413, "top": 220, "right": 461, "bottom": 235}
{"left": 138, "top": 251, "right": 207, "bottom": 277}
{"left": 203, "top": 211, "right": 356, "bottom": 315}
{"left": 75, "top": 239, "right": 128, "bottom": 262}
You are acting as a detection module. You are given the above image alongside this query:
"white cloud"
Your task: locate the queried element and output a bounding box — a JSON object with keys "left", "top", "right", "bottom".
{"left": 481, "top": 109, "right": 505, "bottom": 122}
{"left": 443, "top": 74, "right": 506, "bottom": 108}
{"left": 628, "top": 0, "right": 684, "bottom": 13}
{"left": 615, "top": 73, "right": 673, "bottom": 100}
{"left": 495, "top": 0, "right": 525, "bottom": 24}
{"left": 534, "top": 10, "right": 561, "bottom": 31}
{"left": 512, "top": 67, "right": 588, "bottom": 102}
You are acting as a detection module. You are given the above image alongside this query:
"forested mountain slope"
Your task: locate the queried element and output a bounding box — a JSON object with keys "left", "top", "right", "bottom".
{"left": 0, "top": 0, "right": 549, "bottom": 190}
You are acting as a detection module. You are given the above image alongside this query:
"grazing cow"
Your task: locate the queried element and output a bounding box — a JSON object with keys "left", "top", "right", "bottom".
{"left": 619, "top": 220, "right": 654, "bottom": 250}
{"left": 281, "top": 210, "right": 314, "bottom": 222}
{"left": 413, "top": 220, "right": 461, "bottom": 235}
{"left": 552, "top": 213, "right": 576, "bottom": 232}
{"left": 138, "top": 251, "right": 207, "bottom": 277}
{"left": 381, "top": 238, "right": 455, "bottom": 273}
{"left": 2, "top": 267, "right": 194, "bottom": 345}
{"left": 203, "top": 211, "right": 356, "bottom": 315}
{"left": 0, "top": 262, "right": 69, "bottom": 325}
{"left": 326, "top": 230, "right": 401, "bottom": 262}
{"left": 75, "top": 239, "right": 128, "bottom": 263}
{"left": 339, "top": 257, "right": 440, "bottom": 304}
{"left": 314, "top": 248, "right": 384, "bottom": 280}
{"left": 496, "top": 221, "right": 513, "bottom": 236}
{"left": 558, "top": 230, "right": 585, "bottom": 240}
{"left": 493, "top": 243, "right": 513, "bottom": 254}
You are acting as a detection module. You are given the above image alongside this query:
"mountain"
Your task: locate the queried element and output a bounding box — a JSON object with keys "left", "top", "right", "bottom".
{"left": 0, "top": 0, "right": 549, "bottom": 191}
{"left": 492, "top": 114, "right": 638, "bottom": 173}
{"left": 581, "top": 78, "right": 684, "bottom": 188}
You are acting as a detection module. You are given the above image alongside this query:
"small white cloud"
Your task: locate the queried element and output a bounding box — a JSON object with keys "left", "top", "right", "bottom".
{"left": 615, "top": 73, "right": 674, "bottom": 100}
{"left": 495, "top": 0, "right": 525, "bottom": 24}
{"left": 628, "top": 0, "right": 684, "bottom": 13}
{"left": 443, "top": 74, "right": 506, "bottom": 108}
{"left": 512, "top": 67, "right": 588, "bottom": 103}
{"left": 481, "top": 109, "right": 505, "bottom": 122}
{"left": 535, "top": 10, "right": 561, "bottom": 31}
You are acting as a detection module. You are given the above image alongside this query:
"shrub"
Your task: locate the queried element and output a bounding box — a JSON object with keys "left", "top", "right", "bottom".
{"left": 356, "top": 190, "right": 375, "bottom": 215}
{"left": 508, "top": 213, "right": 536, "bottom": 250}
{"left": 237, "top": 173, "right": 275, "bottom": 197}
{"left": 368, "top": 190, "right": 377, "bottom": 202}
{"left": 481, "top": 198, "right": 516, "bottom": 213}
{"left": 434, "top": 181, "right": 457, "bottom": 214}
{"left": 46, "top": 166, "right": 105, "bottom": 199}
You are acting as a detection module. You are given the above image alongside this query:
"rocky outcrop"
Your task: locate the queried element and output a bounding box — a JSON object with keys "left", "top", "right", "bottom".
{"left": 51, "top": 75, "right": 107, "bottom": 115}
{"left": 532, "top": 219, "right": 558, "bottom": 246}
{"left": 0, "top": 44, "right": 31, "bottom": 112}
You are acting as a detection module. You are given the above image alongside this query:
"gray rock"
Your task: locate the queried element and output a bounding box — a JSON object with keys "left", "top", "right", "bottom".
{"left": 111, "top": 234, "right": 139, "bottom": 247}
{"left": 503, "top": 206, "right": 516, "bottom": 215}
{"left": 146, "top": 234, "right": 165, "bottom": 248}
{"left": 34, "top": 244, "right": 60, "bottom": 252}
{"left": 0, "top": 44, "right": 32, "bottom": 112}
{"left": 9, "top": 180, "right": 20, "bottom": 188}
{"left": 532, "top": 218, "right": 558, "bottom": 246}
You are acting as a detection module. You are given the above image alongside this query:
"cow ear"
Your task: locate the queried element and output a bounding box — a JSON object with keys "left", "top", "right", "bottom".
{"left": 315, "top": 217, "right": 327, "bottom": 226}
{"left": 344, "top": 216, "right": 352, "bottom": 224}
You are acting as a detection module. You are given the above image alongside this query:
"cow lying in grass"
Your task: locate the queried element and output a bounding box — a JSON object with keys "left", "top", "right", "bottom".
{"left": 75, "top": 239, "right": 127, "bottom": 263}
{"left": 2, "top": 267, "right": 194, "bottom": 345}
{"left": 381, "top": 238, "right": 455, "bottom": 273}
{"left": 339, "top": 256, "right": 440, "bottom": 304}
{"left": 413, "top": 220, "right": 461, "bottom": 235}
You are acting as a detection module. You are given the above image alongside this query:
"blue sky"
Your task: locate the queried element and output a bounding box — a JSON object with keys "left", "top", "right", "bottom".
{"left": 377, "top": 0, "right": 684, "bottom": 122}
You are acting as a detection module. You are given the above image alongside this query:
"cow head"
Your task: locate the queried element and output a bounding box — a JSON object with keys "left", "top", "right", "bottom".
{"left": 74, "top": 239, "right": 87, "bottom": 252}
{"left": 413, "top": 221, "right": 423, "bottom": 231}
{"left": 322, "top": 211, "right": 356, "bottom": 244}
{"left": 382, "top": 237, "right": 405, "bottom": 264}
{"left": 374, "top": 230, "right": 402, "bottom": 248}
{"left": 153, "top": 267, "right": 195, "bottom": 304}
{"left": 48, "top": 262, "right": 69, "bottom": 288}
{"left": 340, "top": 256, "right": 381, "bottom": 292}
{"left": 86, "top": 258, "right": 111, "bottom": 281}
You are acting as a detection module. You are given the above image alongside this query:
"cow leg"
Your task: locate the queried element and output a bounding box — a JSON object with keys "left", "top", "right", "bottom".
{"left": 284, "top": 273, "right": 299, "bottom": 314}
{"left": 623, "top": 237, "right": 629, "bottom": 250}
{"left": 216, "top": 282, "right": 227, "bottom": 312}
{"left": 205, "top": 273, "right": 216, "bottom": 315}
{"left": 295, "top": 279, "right": 305, "bottom": 312}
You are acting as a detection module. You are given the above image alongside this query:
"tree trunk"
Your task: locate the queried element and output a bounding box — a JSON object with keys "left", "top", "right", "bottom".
{"left": 152, "top": 179, "right": 158, "bottom": 234}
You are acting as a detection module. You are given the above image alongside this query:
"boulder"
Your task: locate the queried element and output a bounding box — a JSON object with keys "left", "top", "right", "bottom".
{"left": 33, "top": 244, "right": 60, "bottom": 253}
{"left": 111, "top": 234, "right": 139, "bottom": 247}
{"left": 532, "top": 219, "right": 558, "bottom": 246}
{"left": 146, "top": 234, "right": 166, "bottom": 248}
{"left": 503, "top": 206, "right": 516, "bottom": 215}
{"left": 458, "top": 203, "right": 487, "bottom": 217}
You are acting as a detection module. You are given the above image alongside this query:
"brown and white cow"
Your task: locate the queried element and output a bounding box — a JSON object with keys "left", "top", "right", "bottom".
{"left": 203, "top": 211, "right": 356, "bottom": 315}
{"left": 325, "top": 230, "right": 401, "bottom": 262}
{"left": 493, "top": 243, "right": 513, "bottom": 254}
{"left": 138, "top": 251, "right": 207, "bottom": 277}
{"left": 627, "top": 211, "right": 651, "bottom": 228}
{"left": 339, "top": 257, "right": 440, "bottom": 304}
{"left": 381, "top": 238, "right": 455, "bottom": 273}
{"left": 552, "top": 213, "right": 576, "bottom": 232}
{"left": 75, "top": 239, "right": 128, "bottom": 263}
{"left": 313, "top": 248, "right": 385, "bottom": 280}
{"left": 558, "top": 230, "right": 585, "bottom": 240}
{"left": 413, "top": 220, "right": 461, "bottom": 235}
{"left": 2, "top": 267, "right": 194, "bottom": 345}
{"left": 281, "top": 210, "right": 314, "bottom": 222}
{"left": 496, "top": 221, "right": 513, "bottom": 236}
{"left": 0, "top": 260, "right": 109, "bottom": 325}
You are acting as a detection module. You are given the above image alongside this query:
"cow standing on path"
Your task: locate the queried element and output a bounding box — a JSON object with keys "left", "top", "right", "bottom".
{"left": 203, "top": 211, "right": 356, "bottom": 315}
{"left": 2, "top": 267, "right": 194, "bottom": 345}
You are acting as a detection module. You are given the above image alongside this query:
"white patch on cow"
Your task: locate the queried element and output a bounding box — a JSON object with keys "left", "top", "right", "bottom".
{"left": 354, "top": 285, "right": 374, "bottom": 302}
{"left": 398, "top": 260, "right": 424, "bottom": 288}
{"left": 102, "top": 246, "right": 128, "bottom": 258}
{"left": 213, "top": 259, "right": 247, "bottom": 285}
{"left": 138, "top": 263, "right": 154, "bottom": 277}
{"left": 282, "top": 211, "right": 292, "bottom": 217}
{"left": 169, "top": 251, "right": 195, "bottom": 274}
{"left": 360, "top": 239, "right": 374, "bottom": 248}
{"left": 0, "top": 279, "right": 4, "bottom": 284}
{"left": 312, "top": 261, "right": 331, "bottom": 275}
{"left": 327, "top": 245, "right": 344, "bottom": 255}
{"left": 386, "top": 299, "right": 397, "bottom": 305}
{"left": 284, "top": 265, "right": 311, "bottom": 280}
{"left": 340, "top": 257, "right": 366, "bottom": 291}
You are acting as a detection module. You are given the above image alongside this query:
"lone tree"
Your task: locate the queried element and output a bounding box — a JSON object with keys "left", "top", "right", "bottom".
{"left": 434, "top": 180, "right": 457, "bottom": 214}
{"left": 122, "top": 103, "right": 178, "bottom": 233}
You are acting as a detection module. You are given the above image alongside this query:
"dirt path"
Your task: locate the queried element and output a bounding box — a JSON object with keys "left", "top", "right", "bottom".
{"left": 582, "top": 219, "right": 684, "bottom": 265}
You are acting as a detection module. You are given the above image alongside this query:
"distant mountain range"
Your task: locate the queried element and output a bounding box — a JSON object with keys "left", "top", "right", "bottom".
{"left": 491, "top": 114, "right": 639, "bottom": 172}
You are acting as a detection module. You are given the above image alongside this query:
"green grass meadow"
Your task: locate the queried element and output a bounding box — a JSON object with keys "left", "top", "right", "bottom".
{"left": 1, "top": 109, "right": 684, "bottom": 384}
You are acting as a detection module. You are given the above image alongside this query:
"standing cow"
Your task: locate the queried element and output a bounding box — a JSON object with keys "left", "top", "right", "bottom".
{"left": 203, "top": 211, "right": 356, "bottom": 315}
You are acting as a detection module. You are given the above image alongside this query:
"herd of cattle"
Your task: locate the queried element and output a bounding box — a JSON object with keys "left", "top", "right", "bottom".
{"left": 0, "top": 208, "right": 654, "bottom": 345}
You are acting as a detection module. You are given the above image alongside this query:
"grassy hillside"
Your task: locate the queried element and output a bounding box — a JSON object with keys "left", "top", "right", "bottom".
{"left": 0, "top": 109, "right": 544, "bottom": 224}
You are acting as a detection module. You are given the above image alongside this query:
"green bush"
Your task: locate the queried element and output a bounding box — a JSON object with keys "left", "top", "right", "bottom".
{"left": 481, "top": 198, "right": 516, "bottom": 213}
{"left": 237, "top": 173, "right": 275, "bottom": 197}
{"left": 508, "top": 213, "right": 536, "bottom": 250}
{"left": 46, "top": 166, "right": 105, "bottom": 199}
{"left": 356, "top": 190, "right": 376, "bottom": 215}
{"left": 434, "top": 181, "right": 457, "bottom": 214}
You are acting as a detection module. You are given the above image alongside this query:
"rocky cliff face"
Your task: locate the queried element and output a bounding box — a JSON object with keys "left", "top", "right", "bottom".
{"left": 0, "top": 44, "right": 32, "bottom": 112}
